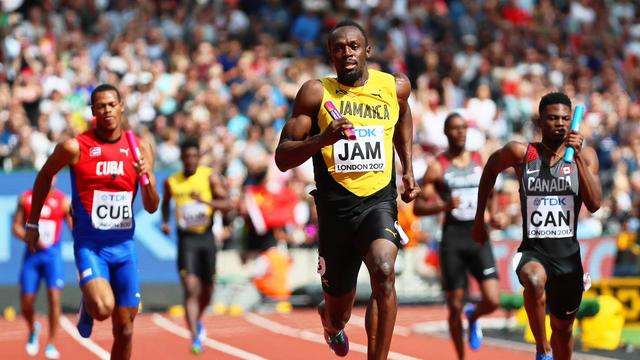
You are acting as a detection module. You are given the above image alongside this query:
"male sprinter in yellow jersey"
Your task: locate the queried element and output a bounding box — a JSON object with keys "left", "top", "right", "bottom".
{"left": 275, "top": 21, "right": 420, "bottom": 359}
{"left": 161, "top": 138, "right": 234, "bottom": 354}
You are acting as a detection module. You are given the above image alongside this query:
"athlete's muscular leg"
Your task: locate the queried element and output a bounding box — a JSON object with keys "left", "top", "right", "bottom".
{"left": 182, "top": 274, "right": 203, "bottom": 338}
{"left": 81, "top": 278, "right": 115, "bottom": 321}
{"left": 518, "top": 262, "right": 551, "bottom": 356}
{"left": 363, "top": 238, "right": 398, "bottom": 360}
{"left": 199, "top": 282, "right": 214, "bottom": 318}
{"left": 21, "top": 293, "right": 37, "bottom": 332}
{"left": 445, "top": 289, "right": 465, "bottom": 360}
{"left": 111, "top": 306, "right": 138, "bottom": 360}
{"left": 549, "top": 315, "right": 575, "bottom": 360}
{"left": 318, "top": 289, "right": 356, "bottom": 335}
{"left": 46, "top": 288, "right": 61, "bottom": 344}
{"left": 468, "top": 278, "right": 500, "bottom": 322}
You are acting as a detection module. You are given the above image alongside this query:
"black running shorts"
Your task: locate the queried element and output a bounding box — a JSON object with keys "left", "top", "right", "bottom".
{"left": 514, "top": 250, "right": 584, "bottom": 320}
{"left": 439, "top": 222, "right": 498, "bottom": 291}
{"left": 177, "top": 230, "right": 217, "bottom": 283}
{"left": 316, "top": 201, "right": 401, "bottom": 296}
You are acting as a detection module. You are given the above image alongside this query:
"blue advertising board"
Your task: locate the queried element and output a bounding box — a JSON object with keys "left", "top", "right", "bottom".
{"left": 0, "top": 170, "right": 180, "bottom": 285}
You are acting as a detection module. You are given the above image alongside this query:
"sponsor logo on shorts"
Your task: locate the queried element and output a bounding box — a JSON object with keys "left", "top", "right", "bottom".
{"left": 565, "top": 307, "right": 579, "bottom": 315}
{"left": 317, "top": 256, "right": 326, "bottom": 276}
{"left": 135, "top": 293, "right": 141, "bottom": 298}
{"left": 81, "top": 268, "right": 93, "bottom": 280}
{"left": 384, "top": 227, "right": 397, "bottom": 239}
{"left": 482, "top": 267, "right": 496, "bottom": 275}
{"left": 56, "top": 279, "right": 64, "bottom": 288}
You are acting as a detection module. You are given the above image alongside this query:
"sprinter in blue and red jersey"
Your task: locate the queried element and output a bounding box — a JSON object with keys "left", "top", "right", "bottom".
{"left": 24, "top": 84, "right": 159, "bottom": 360}
{"left": 13, "top": 178, "right": 71, "bottom": 359}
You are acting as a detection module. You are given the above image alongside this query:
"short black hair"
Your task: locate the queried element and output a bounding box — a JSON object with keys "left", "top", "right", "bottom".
{"left": 538, "top": 92, "right": 571, "bottom": 115}
{"left": 330, "top": 20, "right": 369, "bottom": 47}
{"left": 180, "top": 137, "right": 200, "bottom": 154}
{"left": 91, "top": 84, "right": 122, "bottom": 105}
{"left": 444, "top": 112, "right": 463, "bottom": 132}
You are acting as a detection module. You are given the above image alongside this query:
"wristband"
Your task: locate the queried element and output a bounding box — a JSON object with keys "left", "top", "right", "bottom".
{"left": 25, "top": 223, "right": 39, "bottom": 230}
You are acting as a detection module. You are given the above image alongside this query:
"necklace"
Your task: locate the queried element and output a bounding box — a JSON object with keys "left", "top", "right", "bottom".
{"left": 538, "top": 141, "right": 563, "bottom": 160}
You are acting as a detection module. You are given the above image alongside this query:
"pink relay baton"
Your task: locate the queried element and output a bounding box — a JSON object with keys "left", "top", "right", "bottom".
{"left": 124, "top": 130, "right": 150, "bottom": 186}
{"left": 324, "top": 101, "right": 356, "bottom": 140}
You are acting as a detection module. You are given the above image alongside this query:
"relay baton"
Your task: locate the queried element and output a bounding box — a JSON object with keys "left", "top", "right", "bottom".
{"left": 563, "top": 105, "right": 584, "bottom": 163}
{"left": 124, "top": 130, "right": 150, "bottom": 186}
{"left": 324, "top": 101, "right": 356, "bottom": 140}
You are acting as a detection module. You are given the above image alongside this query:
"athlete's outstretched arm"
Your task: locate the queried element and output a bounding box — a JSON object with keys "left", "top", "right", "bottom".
{"left": 63, "top": 197, "right": 73, "bottom": 229}
{"left": 192, "top": 173, "right": 237, "bottom": 211}
{"left": 573, "top": 145, "right": 601, "bottom": 212}
{"left": 275, "top": 80, "right": 352, "bottom": 172}
{"left": 393, "top": 73, "right": 420, "bottom": 203}
{"left": 12, "top": 196, "right": 26, "bottom": 241}
{"left": 25, "top": 139, "right": 79, "bottom": 252}
{"left": 137, "top": 139, "right": 160, "bottom": 213}
{"left": 414, "top": 160, "right": 455, "bottom": 216}
{"left": 160, "top": 179, "right": 172, "bottom": 235}
{"left": 472, "top": 142, "right": 526, "bottom": 244}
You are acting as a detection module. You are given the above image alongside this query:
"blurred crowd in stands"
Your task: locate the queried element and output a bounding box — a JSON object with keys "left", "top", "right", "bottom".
{"left": 1, "top": 0, "right": 639, "bottom": 276}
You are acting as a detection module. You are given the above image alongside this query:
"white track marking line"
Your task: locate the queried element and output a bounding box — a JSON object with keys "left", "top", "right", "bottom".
{"left": 244, "top": 313, "right": 422, "bottom": 360}
{"left": 151, "top": 314, "right": 266, "bottom": 360}
{"left": 59, "top": 315, "right": 110, "bottom": 359}
{"left": 349, "top": 314, "right": 412, "bottom": 336}
{"left": 413, "top": 319, "right": 618, "bottom": 360}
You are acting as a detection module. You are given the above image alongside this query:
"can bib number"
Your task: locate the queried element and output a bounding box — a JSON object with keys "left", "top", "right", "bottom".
{"left": 333, "top": 125, "right": 385, "bottom": 173}
{"left": 39, "top": 219, "right": 56, "bottom": 247}
{"left": 178, "top": 201, "right": 210, "bottom": 230}
{"left": 526, "top": 195, "right": 574, "bottom": 238}
{"left": 451, "top": 188, "right": 478, "bottom": 221}
{"left": 91, "top": 190, "right": 133, "bottom": 230}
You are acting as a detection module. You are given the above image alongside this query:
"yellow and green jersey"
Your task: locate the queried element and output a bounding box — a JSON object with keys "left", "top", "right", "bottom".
{"left": 167, "top": 166, "right": 214, "bottom": 234}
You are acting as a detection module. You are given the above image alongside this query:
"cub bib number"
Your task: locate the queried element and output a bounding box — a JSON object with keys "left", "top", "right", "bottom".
{"left": 526, "top": 195, "right": 574, "bottom": 238}
{"left": 178, "top": 201, "right": 210, "bottom": 230}
{"left": 38, "top": 219, "right": 57, "bottom": 247}
{"left": 333, "top": 125, "right": 385, "bottom": 173}
{"left": 91, "top": 190, "right": 133, "bottom": 230}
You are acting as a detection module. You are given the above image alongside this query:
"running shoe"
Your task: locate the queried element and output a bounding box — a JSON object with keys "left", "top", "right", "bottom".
{"left": 465, "top": 304, "right": 483, "bottom": 350}
{"left": 191, "top": 337, "right": 203, "bottom": 355}
{"left": 325, "top": 329, "right": 349, "bottom": 357}
{"left": 25, "top": 321, "right": 41, "bottom": 356}
{"left": 197, "top": 320, "right": 207, "bottom": 342}
{"left": 535, "top": 353, "right": 552, "bottom": 360}
{"left": 77, "top": 300, "right": 94, "bottom": 338}
{"left": 44, "top": 344, "right": 60, "bottom": 359}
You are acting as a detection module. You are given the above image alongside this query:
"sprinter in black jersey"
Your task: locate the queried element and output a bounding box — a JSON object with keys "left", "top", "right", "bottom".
{"left": 415, "top": 113, "right": 499, "bottom": 359}
{"left": 472, "top": 92, "right": 601, "bottom": 360}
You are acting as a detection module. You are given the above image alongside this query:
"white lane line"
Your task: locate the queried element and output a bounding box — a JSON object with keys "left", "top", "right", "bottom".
{"left": 151, "top": 314, "right": 266, "bottom": 360}
{"left": 349, "top": 314, "right": 412, "bottom": 336}
{"left": 413, "top": 319, "right": 617, "bottom": 360}
{"left": 244, "top": 313, "right": 422, "bottom": 360}
{"left": 59, "top": 315, "right": 110, "bottom": 359}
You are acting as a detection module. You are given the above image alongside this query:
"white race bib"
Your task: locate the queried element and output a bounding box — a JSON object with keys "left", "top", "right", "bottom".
{"left": 451, "top": 187, "right": 478, "bottom": 221}
{"left": 178, "top": 201, "right": 210, "bottom": 230}
{"left": 333, "top": 125, "right": 385, "bottom": 173}
{"left": 91, "top": 190, "right": 133, "bottom": 230}
{"left": 39, "top": 219, "right": 57, "bottom": 247}
{"left": 526, "top": 195, "right": 574, "bottom": 238}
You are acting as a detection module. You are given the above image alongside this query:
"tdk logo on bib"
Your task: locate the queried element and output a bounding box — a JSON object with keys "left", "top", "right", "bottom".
{"left": 333, "top": 125, "right": 385, "bottom": 173}
{"left": 533, "top": 197, "right": 567, "bottom": 206}
{"left": 352, "top": 127, "right": 378, "bottom": 138}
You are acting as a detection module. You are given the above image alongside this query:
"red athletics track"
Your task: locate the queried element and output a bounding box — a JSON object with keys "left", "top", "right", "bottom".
{"left": 0, "top": 305, "right": 554, "bottom": 359}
